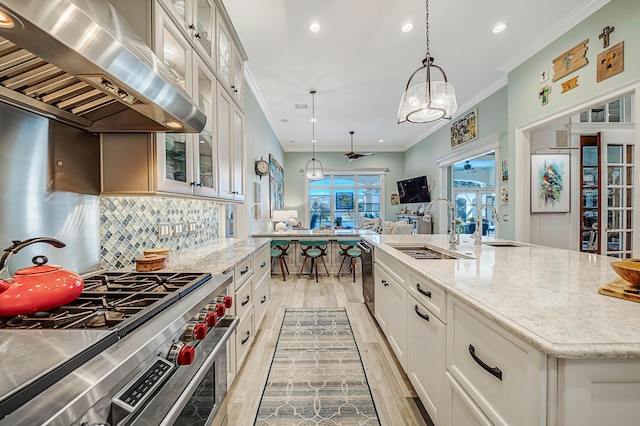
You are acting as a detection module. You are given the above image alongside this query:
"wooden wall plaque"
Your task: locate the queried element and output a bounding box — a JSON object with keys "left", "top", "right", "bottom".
{"left": 597, "top": 41, "right": 624, "bottom": 82}
{"left": 552, "top": 39, "right": 588, "bottom": 82}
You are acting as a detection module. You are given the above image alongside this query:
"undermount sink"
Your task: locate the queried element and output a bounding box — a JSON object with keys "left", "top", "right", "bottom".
{"left": 482, "top": 241, "right": 530, "bottom": 247}
{"left": 390, "top": 245, "right": 473, "bottom": 260}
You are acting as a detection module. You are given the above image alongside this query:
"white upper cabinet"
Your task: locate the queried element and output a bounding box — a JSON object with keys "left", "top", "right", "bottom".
{"left": 217, "top": 14, "right": 244, "bottom": 105}
{"left": 159, "top": 0, "right": 217, "bottom": 64}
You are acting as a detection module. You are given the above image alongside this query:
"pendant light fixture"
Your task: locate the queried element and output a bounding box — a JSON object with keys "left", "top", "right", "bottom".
{"left": 305, "top": 89, "right": 325, "bottom": 180}
{"left": 397, "top": 0, "right": 457, "bottom": 124}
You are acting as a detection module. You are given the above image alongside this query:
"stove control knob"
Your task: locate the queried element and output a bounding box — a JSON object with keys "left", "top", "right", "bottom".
{"left": 205, "top": 302, "right": 226, "bottom": 317}
{"left": 183, "top": 322, "right": 208, "bottom": 342}
{"left": 194, "top": 311, "right": 218, "bottom": 327}
{"left": 168, "top": 342, "right": 195, "bottom": 366}
{"left": 223, "top": 296, "right": 233, "bottom": 309}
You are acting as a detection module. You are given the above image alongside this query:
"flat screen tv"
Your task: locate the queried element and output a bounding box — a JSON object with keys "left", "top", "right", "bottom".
{"left": 397, "top": 175, "right": 431, "bottom": 204}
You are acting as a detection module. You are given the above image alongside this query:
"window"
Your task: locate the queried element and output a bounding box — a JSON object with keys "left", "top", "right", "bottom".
{"left": 576, "top": 95, "right": 632, "bottom": 123}
{"left": 307, "top": 174, "right": 383, "bottom": 230}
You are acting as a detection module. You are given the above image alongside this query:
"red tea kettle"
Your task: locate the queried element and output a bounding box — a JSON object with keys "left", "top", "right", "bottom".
{"left": 0, "top": 237, "right": 84, "bottom": 317}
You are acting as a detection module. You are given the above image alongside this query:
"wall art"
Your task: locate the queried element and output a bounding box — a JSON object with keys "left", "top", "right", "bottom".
{"left": 539, "top": 85, "right": 551, "bottom": 106}
{"left": 552, "top": 39, "right": 588, "bottom": 82}
{"left": 561, "top": 76, "right": 579, "bottom": 93}
{"left": 599, "top": 25, "right": 615, "bottom": 48}
{"left": 335, "top": 192, "right": 354, "bottom": 210}
{"left": 390, "top": 193, "right": 400, "bottom": 205}
{"left": 501, "top": 160, "right": 508, "bottom": 181}
{"left": 450, "top": 109, "right": 478, "bottom": 149}
{"left": 597, "top": 41, "right": 624, "bottom": 82}
{"left": 269, "top": 154, "right": 284, "bottom": 217}
{"left": 501, "top": 186, "right": 509, "bottom": 205}
{"left": 530, "top": 154, "right": 570, "bottom": 213}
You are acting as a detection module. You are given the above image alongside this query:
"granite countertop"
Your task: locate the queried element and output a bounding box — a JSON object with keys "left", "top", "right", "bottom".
{"left": 162, "top": 238, "right": 270, "bottom": 275}
{"left": 252, "top": 229, "right": 377, "bottom": 239}
{"left": 361, "top": 234, "right": 640, "bottom": 359}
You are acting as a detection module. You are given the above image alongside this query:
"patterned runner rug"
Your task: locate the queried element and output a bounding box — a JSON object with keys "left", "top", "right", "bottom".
{"left": 254, "top": 307, "right": 380, "bottom": 425}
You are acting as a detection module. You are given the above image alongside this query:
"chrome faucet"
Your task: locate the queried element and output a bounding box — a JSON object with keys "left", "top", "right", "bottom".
{"left": 424, "top": 198, "right": 459, "bottom": 250}
{"left": 472, "top": 204, "right": 499, "bottom": 245}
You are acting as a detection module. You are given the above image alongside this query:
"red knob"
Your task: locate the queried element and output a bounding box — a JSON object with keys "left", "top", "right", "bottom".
{"left": 177, "top": 345, "right": 195, "bottom": 366}
{"left": 205, "top": 311, "right": 218, "bottom": 327}
{"left": 193, "top": 323, "right": 207, "bottom": 340}
{"left": 223, "top": 296, "right": 233, "bottom": 309}
{"left": 215, "top": 303, "right": 226, "bottom": 317}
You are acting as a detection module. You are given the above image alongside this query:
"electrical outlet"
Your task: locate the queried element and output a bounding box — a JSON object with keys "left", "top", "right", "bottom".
{"left": 173, "top": 222, "right": 185, "bottom": 236}
{"left": 187, "top": 221, "right": 197, "bottom": 234}
{"left": 158, "top": 222, "right": 171, "bottom": 239}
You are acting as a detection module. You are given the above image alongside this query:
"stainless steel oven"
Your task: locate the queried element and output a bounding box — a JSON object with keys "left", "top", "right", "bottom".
{"left": 0, "top": 272, "right": 237, "bottom": 426}
{"left": 114, "top": 317, "right": 237, "bottom": 426}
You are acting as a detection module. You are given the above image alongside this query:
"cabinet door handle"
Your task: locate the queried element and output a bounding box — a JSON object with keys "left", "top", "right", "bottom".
{"left": 416, "top": 283, "right": 432, "bottom": 298}
{"left": 260, "top": 261, "right": 266, "bottom": 268}
{"left": 240, "top": 266, "right": 249, "bottom": 275}
{"left": 382, "top": 279, "right": 389, "bottom": 287}
{"left": 241, "top": 295, "right": 250, "bottom": 306}
{"left": 261, "top": 295, "right": 267, "bottom": 304}
{"left": 414, "top": 305, "right": 429, "bottom": 322}
{"left": 241, "top": 330, "right": 250, "bottom": 345}
{"left": 468, "top": 344, "right": 502, "bottom": 381}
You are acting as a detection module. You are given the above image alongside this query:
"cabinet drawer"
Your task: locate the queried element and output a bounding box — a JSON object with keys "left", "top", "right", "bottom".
{"left": 234, "top": 256, "right": 253, "bottom": 291}
{"left": 235, "top": 277, "right": 253, "bottom": 320}
{"left": 447, "top": 300, "right": 545, "bottom": 426}
{"left": 445, "top": 372, "right": 492, "bottom": 426}
{"left": 254, "top": 272, "right": 270, "bottom": 330}
{"left": 407, "top": 269, "right": 446, "bottom": 323}
{"left": 235, "top": 310, "right": 254, "bottom": 370}
{"left": 374, "top": 249, "right": 406, "bottom": 287}
{"left": 255, "top": 244, "right": 270, "bottom": 281}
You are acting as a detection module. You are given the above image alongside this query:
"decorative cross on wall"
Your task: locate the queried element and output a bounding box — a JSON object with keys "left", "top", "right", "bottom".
{"left": 562, "top": 53, "right": 574, "bottom": 71}
{"left": 599, "top": 26, "right": 615, "bottom": 48}
{"left": 539, "top": 85, "right": 551, "bottom": 106}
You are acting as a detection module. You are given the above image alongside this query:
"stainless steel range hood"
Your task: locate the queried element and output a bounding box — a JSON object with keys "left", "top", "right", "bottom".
{"left": 0, "top": 0, "right": 206, "bottom": 133}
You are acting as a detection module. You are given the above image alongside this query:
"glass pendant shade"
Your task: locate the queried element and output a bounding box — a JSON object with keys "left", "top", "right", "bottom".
{"left": 398, "top": 61, "right": 457, "bottom": 124}
{"left": 305, "top": 158, "right": 324, "bottom": 180}
{"left": 397, "top": 0, "right": 457, "bottom": 124}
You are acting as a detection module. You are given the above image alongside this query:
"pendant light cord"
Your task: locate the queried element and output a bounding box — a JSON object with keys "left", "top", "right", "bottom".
{"left": 311, "top": 89, "right": 317, "bottom": 160}
{"left": 425, "top": 0, "right": 430, "bottom": 58}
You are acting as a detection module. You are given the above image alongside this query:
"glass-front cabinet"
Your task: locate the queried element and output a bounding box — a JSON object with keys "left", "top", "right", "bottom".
{"left": 217, "top": 15, "right": 244, "bottom": 104}
{"left": 579, "top": 132, "right": 634, "bottom": 257}
{"left": 158, "top": 0, "right": 216, "bottom": 64}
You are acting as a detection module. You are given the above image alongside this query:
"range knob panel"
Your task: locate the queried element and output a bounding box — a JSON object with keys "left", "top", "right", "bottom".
{"left": 183, "top": 322, "right": 208, "bottom": 342}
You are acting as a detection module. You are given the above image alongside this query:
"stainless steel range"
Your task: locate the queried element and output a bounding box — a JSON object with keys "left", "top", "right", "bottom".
{"left": 0, "top": 271, "right": 237, "bottom": 426}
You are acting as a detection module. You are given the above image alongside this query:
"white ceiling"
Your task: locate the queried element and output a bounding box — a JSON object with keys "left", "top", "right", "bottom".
{"left": 223, "top": 0, "right": 608, "bottom": 153}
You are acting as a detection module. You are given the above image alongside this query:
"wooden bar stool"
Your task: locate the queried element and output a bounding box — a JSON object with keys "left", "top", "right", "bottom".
{"left": 270, "top": 240, "right": 290, "bottom": 281}
{"left": 337, "top": 240, "right": 362, "bottom": 282}
{"left": 298, "top": 240, "right": 329, "bottom": 282}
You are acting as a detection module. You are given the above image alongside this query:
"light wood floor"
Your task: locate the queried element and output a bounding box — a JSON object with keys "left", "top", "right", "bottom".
{"left": 222, "top": 271, "right": 432, "bottom": 425}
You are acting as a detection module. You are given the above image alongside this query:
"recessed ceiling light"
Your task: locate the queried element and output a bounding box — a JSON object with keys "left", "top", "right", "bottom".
{"left": 164, "top": 121, "right": 183, "bottom": 129}
{"left": 492, "top": 22, "right": 508, "bottom": 34}
{"left": 281, "top": 118, "right": 288, "bottom": 122}
{"left": 0, "top": 9, "right": 15, "bottom": 28}
{"left": 310, "top": 118, "right": 317, "bottom": 122}
{"left": 289, "top": 140, "right": 295, "bottom": 143}
{"left": 379, "top": 139, "right": 384, "bottom": 143}
{"left": 309, "top": 22, "right": 321, "bottom": 33}
{"left": 401, "top": 23, "right": 414, "bottom": 33}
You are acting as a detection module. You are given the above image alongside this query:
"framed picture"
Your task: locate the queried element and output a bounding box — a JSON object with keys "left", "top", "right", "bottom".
{"left": 335, "top": 192, "right": 354, "bottom": 210}
{"left": 269, "top": 154, "right": 284, "bottom": 217}
{"left": 530, "top": 154, "right": 570, "bottom": 213}
{"left": 450, "top": 109, "right": 478, "bottom": 149}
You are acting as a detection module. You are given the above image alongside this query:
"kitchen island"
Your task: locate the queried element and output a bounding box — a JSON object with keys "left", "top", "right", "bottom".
{"left": 361, "top": 233, "right": 640, "bottom": 426}
{"left": 252, "top": 229, "right": 377, "bottom": 273}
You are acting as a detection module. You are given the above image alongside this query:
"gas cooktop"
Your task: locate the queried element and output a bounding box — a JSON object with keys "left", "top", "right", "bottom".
{"left": 0, "top": 272, "right": 211, "bottom": 333}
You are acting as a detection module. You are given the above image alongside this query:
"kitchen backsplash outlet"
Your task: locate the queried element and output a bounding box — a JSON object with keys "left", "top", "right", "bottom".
{"left": 158, "top": 223, "right": 171, "bottom": 239}
{"left": 100, "top": 196, "right": 220, "bottom": 270}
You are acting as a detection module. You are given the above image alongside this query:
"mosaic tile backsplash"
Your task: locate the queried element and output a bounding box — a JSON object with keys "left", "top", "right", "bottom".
{"left": 100, "top": 196, "right": 220, "bottom": 270}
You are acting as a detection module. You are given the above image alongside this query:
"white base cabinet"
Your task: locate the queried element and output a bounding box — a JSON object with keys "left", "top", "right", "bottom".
{"left": 407, "top": 295, "right": 446, "bottom": 425}
{"left": 556, "top": 358, "right": 640, "bottom": 426}
{"left": 374, "top": 261, "right": 407, "bottom": 368}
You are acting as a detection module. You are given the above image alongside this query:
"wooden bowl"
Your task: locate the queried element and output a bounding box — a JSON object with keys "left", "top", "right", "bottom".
{"left": 144, "top": 247, "right": 170, "bottom": 262}
{"left": 610, "top": 259, "right": 640, "bottom": 288}
{"left": 136, "top": 254, "right": 167, "bottom": 272}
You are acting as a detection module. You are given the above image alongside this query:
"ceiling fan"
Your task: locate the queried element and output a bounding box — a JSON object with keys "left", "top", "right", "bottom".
{"left": 463, "top": 161, "right": 476, "bottom": 173}
{"left": 344, "top": 131, "right": 374, "bottom": 162}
